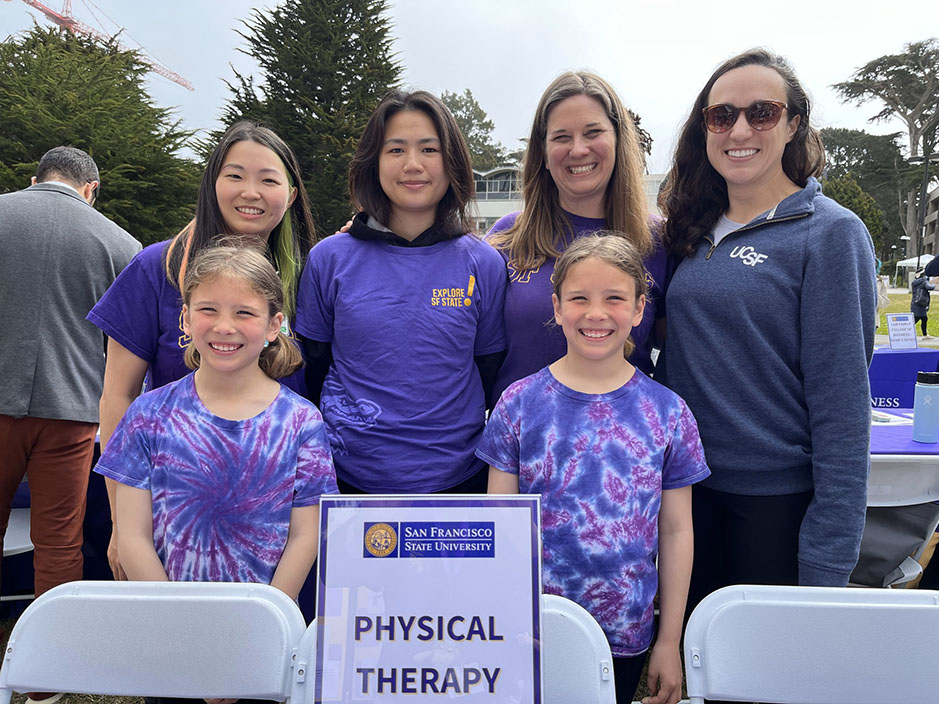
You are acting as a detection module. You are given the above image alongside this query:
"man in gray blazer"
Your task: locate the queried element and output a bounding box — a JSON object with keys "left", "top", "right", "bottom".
{"left": 0, "top": 147, "right": 140, "bottom": 622}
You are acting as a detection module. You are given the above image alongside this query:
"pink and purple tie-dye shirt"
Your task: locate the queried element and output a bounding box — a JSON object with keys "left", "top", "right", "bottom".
{"left": 95, "top": 374, "right": 337, "bottom": 584}
{"left": 477, "top": 367, "right": 709, "bottom": 656}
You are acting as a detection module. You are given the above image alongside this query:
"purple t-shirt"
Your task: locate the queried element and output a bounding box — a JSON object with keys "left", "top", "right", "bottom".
{"left": 295, "top": 232, "right": 507, "bottom": 493}
{"left": 488, "top": 212, "right": 672, "bottom": 404}
{"left": 87, "top": 241, "right": 305, "bottom": 394}
{"left": 95, "top": 374, "right": 337, "bottom": 584}
{"left": 477, "top": 367, "right": 709, "bottom": 655}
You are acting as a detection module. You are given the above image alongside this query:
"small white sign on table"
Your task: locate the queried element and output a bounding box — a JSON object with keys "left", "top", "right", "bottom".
{"left": 886, "top": 313, "right": 919, "bottom": 350}
{"left": 315, "top": 495, "right": 542, "bottom": 703}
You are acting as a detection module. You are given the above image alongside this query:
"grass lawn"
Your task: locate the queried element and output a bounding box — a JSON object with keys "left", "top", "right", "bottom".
{"left": 879, "top": 292, "right": 939, "bottom": 337}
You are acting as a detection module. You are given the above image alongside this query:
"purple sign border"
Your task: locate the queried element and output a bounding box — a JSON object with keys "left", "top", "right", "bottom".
{"left": 315, "top": 495, "right": 542, "bottom": 703}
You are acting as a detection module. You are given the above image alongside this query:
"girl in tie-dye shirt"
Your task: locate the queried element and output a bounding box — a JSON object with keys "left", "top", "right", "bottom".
{"left": 478, "top": 234, "right": 709, "bottom": 704}
{"left": 96, "top": 246, "right": 337, "bottom": 599}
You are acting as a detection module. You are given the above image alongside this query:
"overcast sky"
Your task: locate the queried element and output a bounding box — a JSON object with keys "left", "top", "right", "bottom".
{"left": 2, "top": 0, "right": 934, "bottom": 173}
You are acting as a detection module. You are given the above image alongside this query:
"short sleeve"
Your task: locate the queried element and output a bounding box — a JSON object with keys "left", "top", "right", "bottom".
{"left": 475, "top": 397, "right": 520, "bottom": 474}
{"left": 93, "top": 401, "right": 154, "bottom": 490}
{"left": 292, "top": 414, "right": 338, "bottom": 507}
{"left": 473, "top": 242, "right": 508, "bottom": 356}
{"left": 87, "top": 244, "right": 165, "bottom": 363}
{"left": 295, "top": 241, "right": 336, "bottom": 343}
{"left": 661, "top": 400, "right": 710, "bottom": 490}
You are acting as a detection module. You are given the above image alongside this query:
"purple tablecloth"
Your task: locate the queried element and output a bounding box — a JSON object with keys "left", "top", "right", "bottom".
{"left": 872, "top": 410, "right": 939, "bottom": 455}
{"left": 869, "top": 346, "right": 939, "bottom": 408}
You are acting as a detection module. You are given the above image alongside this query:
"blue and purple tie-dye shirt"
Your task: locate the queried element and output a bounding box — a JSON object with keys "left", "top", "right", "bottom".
{"left": 95, "top": 374, "right": 337, "bottom": 584}
{"left": 477, "top": 367, "right": 709, "bottom": 656}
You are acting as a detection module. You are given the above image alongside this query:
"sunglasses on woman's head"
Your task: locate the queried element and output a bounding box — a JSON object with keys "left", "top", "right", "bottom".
{"left": 702, "top": 100, "right": 788, "bottom": 134}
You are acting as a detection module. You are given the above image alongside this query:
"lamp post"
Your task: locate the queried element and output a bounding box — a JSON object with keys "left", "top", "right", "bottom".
{"left": 900, "top": 235, "right": 911, "bottom": 258}
{"left": 897, "top": 236, "right": 912, "bottom": 286}
{"left": 908, "top": 153, "right": 939, "bottom": 270}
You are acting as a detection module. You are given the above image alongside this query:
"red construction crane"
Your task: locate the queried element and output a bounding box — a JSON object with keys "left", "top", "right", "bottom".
{"left": 3, "top": 0, "right": 193, "bottom": 91}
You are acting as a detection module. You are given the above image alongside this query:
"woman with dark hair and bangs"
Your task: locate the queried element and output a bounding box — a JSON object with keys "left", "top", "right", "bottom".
{"left": 296, "top": 89, "right": 507, "bottom": 495}
{"left": 662, "top": 49, "right": 877, "bottom": 611}
{"left": 89, "top": 121, "right": 316, "bottom": 579}
{"left": 486, "top": 71, "right": 669, "bottom": 406}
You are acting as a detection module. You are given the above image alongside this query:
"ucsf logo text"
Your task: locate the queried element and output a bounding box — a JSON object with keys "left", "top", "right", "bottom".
{"left": 729, "top": 246, "right": 768, "bottom": 267}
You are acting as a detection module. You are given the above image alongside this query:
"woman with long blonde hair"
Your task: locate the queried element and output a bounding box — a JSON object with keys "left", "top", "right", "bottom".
{"left": 487, "top": 71, "right": 667, "bottom": 404}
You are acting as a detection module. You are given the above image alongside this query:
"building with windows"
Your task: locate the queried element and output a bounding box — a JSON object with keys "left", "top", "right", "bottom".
{"left": 473, "top": 167, "right": 523, "bottom": 233}
{"left": 471, "top": 166, "right": 666, "bottom": 234}
{"left": 921, "top": 184, "right": 939, "bottom": 257}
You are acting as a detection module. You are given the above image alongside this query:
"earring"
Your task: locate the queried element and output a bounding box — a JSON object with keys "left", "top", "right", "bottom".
{"left": 264, "top": 340, "right": 270, "bottom": 348}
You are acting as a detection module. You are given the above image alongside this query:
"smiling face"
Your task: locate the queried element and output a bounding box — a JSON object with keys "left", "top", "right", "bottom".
{"left": 214, "top": 139, "right": 298, "bottom": 243}
{"left": 705, "top": 64, "right": 800, "bottom": 196}
{"left": 552, "top": 257, "right": 645, "bottom": 365}
{"left": 378, "top": 109, "right": 450, "bottom": 239}
{"left": 182, "top": 274, "right": 283, "bottom": 379}
{"left": 544, "top": 94, "right": 616, "bottom": 218}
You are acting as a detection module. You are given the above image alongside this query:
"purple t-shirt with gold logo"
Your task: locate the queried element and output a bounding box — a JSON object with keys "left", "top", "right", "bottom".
{"left": 477, "top": 367, "right": 709, "bottom": 655}
{"left": 296, "top": 233, "right": 507, "bottom": 492}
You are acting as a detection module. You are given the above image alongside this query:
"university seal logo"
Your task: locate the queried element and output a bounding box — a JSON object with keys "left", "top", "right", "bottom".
{"left": 364, "top": 522, "right": 398, "bottom": 558}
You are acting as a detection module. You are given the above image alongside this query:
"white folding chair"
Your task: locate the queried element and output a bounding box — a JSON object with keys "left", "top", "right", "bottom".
{"left": 852, "top": 503, "right": 939, "bottom": 587}
{"left": 684, "top": 584, "right": 939, "bottom": 704}
{"left": 290, "top": 617, "right": 317, "bottom": 704}
{"left": 858, "top": 452, "right": 939, "bottom": 587}
{"left": 541, "top": 593, "right": 615, "bottom": 704}
{"left": 1, "top": 508, "right": 35, "bottom": 602}
{"left": 0, "top": 580, "right": 307, "bottom": 703}
{"left": 2, "top": 508, "right": 33, "bottom": 557}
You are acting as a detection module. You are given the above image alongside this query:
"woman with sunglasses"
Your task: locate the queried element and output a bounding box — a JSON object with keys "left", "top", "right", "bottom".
{"left": 662, "top": 49, "right": 876, "bottom": 611}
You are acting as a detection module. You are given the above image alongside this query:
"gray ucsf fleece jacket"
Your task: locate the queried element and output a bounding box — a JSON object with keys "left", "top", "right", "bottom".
{"left": 665, "top": 177, "right": 877, "bottom": 586}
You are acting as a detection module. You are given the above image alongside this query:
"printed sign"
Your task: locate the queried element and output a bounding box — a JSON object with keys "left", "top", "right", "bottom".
{"left": 316, "top": 496, "right": 542, "bottom": 703}
{"left": 887, "top": 313, "right": 919, "bottom": 350}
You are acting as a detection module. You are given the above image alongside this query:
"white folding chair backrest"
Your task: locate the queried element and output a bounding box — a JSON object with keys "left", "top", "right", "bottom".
{"left": 541, "top": 594, "right": 615, "bottom": 704}
{"left": 0, "top": 580, "right": 306, "bottom": 704}
{"left": 290, "top": 617, "right": 317, "bottom": 704}
{"left": 2, "top": 508, "right": 33, "bottom": 557}
{"left": 1, "top": 508, "right": 35, "bottom": 603}
{"left": 684, "top": 584, "right": 939, "bottom": 704}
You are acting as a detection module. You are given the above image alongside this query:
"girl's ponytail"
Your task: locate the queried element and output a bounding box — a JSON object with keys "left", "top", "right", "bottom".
{"left": 259, "top": 330, "right": 303, "bottom": 380}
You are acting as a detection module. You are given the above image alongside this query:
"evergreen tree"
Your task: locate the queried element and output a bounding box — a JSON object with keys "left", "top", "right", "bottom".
{"left": 822, "top": 173, "right": 885, "bottom": 253}
{"left": 833, "top": 38, "right": 939, "bottom": 253}
{"left": 220, "top": 0, "right": 401, "bottom": 236}
{"left": 440, "top": 89, "right": 507, "bottom": 172}
{"left": 627, "top": 109, "right": 653, "bottom": 164}
{"left": 821, "top": 127, "right": 917, "bottom": 255}
{"left": 0, "top": 27, "right": 200, "bottom": 247}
